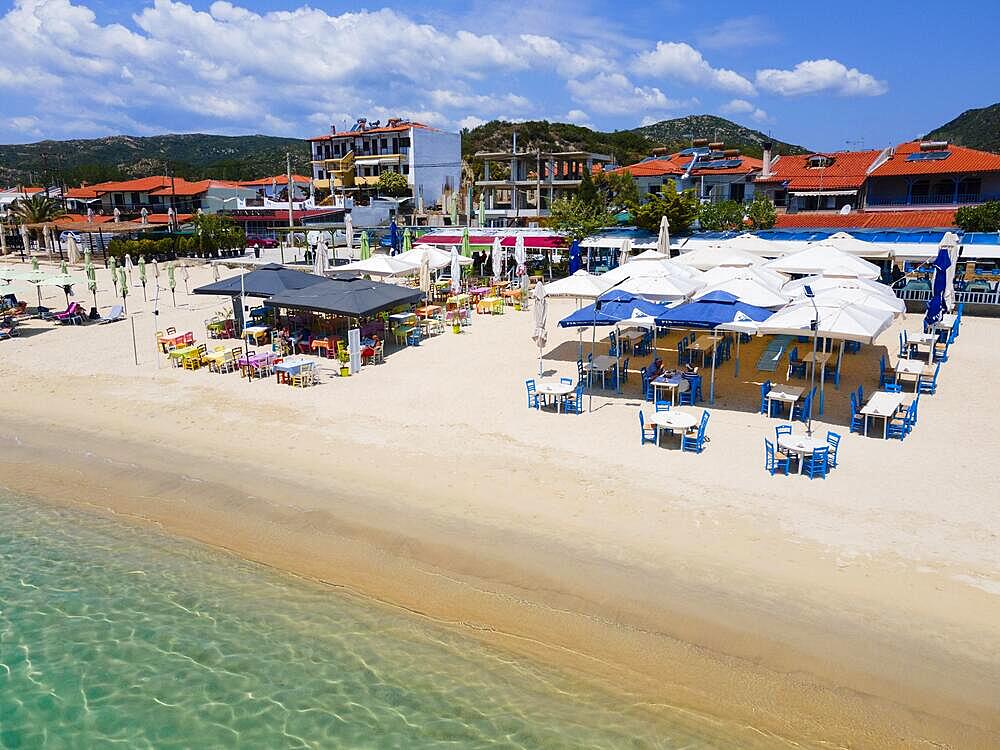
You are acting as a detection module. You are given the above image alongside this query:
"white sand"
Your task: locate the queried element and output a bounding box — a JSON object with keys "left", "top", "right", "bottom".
{"left": 0, "top": 257, "right": 997, "bottom": 747}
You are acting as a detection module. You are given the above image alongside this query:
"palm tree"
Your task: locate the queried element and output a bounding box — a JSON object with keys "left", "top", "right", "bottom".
{"left": 10, "top": 194, "right": 66, "bottom": 234}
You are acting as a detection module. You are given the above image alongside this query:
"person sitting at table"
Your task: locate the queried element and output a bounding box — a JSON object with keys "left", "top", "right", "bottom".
{"left": 683, "top": 362, "right": 698, "bottom": 375}
{"left": 645, "top": 358, "right": 664, "bottom": 381}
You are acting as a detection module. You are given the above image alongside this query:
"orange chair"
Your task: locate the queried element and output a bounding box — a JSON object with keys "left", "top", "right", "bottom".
{"left": 311, "top": 336, "right": 337, "bottom": 358}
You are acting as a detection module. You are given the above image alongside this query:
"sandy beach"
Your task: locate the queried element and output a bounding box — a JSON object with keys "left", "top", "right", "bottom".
{"left": 1, "top": 259, "right": 998, "bottom": 748}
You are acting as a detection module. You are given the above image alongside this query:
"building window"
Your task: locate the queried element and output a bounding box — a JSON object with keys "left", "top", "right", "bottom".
{"left": 807, "top": 155, "right": 833, "bottom": 168}
{"left": 399, "top": 137, "right": 410, "bottom": 147}
{"left": 380, "top": 138, "right": 387, "bottom": 150}
{"left": 402, "top": 165, "right": 410, "bottom": 175}
{"left": 730, "top": 183, "right": 745, "bottom": 202}
{"left": 958, "top": 177, "right": 981, "bottom": 199}
{"left": 910, "top": 179, "right": 930, "bottom": 198}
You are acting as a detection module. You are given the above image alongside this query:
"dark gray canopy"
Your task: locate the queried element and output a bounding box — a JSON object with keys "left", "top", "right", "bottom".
{"left": 193, "top": 264, "right": 329, "bottom": 298}
{"left": 264, "top": 278, "right": 424, "bottom": 317}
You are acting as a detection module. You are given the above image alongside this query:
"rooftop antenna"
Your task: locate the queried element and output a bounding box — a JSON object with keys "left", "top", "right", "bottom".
{"left": 845, "top": 138, "right": 866, "bottom": 150}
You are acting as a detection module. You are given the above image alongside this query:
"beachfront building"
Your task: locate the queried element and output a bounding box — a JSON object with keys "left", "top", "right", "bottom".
{"left": 308, "top": 118, "right": 461, "bottom": 208}
{"left": 613, "top": 139, "right": 763, "bottom": 204}
{"left": 237, "top": 174, "right": 313, "bottom": 205}
{"left": 754, "top": 147, "right": 880, "bottom": 213}
{"left": 0, "top": 186, "right": 48, "bottom": 210}
{"left": 474, "top": 149, "right": 614, "bottom": 226}
{"left": 61, "top": 176, "right": 258, "bottom": 220}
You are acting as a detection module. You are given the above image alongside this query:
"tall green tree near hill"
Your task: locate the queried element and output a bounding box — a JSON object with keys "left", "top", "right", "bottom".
{"left": 192, "top": 213, "right": 244, "bottom": 254}
{"left": 633, "top": 183, "right": 699, "bottom": 234}
{"left": 546, "top": 196, "right": 615, "bottom": 241}
{"left": 593, "top": 170, "right": 640, "bottom": 214}
{"left": 955, "top": 201, "right": 1000, "bottom": 232}
{"left": 9, "top": 194, "right": 66, "bottom": 236}
{"left": 698, "top": 195, "right": 776, "bottom": 231}
{"left": 377, "top": 170, "right": 410, "bottom": 197}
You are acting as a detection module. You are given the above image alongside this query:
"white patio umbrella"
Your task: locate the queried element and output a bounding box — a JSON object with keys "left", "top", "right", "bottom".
{"left": 151, "top": 258, "right": 160, "bottom": 288}
{"left": 618, "top": 237, "right": 632, "bottom": 268}
{"left": 20, "top": 225, "right": 30, "bottom": 256}
{"left": 818, "top": 231, "right": 893, "bottom": 259}
{"left": 531, "top": 281, "right": 547, "bottom": 374}
{"left": 491, "top": 237, "right": 503, "bottom": 280}
{"left": 66, "top": 235, "right": 80, "bottom": 265}
{"left": 719, "top": 232, "right": 802, "bottom": 257}
{"left": 630, "top": 248, "right": 669, "bottom": 262}
{"left": 544, "top": 269, "right": 609, "bottom": 299}
{"left": 338, "top": 254, "right": 416, "bottom": 278}
{"left": 0, "top": 227, "right": 6, "bottom": 256}
{"left": 212, "top": 263, "right": 220, "bottom": 282}
{"left": 696, "top": 271, "right": 790, "bottom": 308}
{"left": 675, "top": 245, "right": 761, "bottom": 271}
{"left": 808, "top": 285, "right": 905, "bottom": 315}
{"left": 782, "top": 274, "right": 898, "bottom": 301}
{"left": 657, "top": 215, "right": 670, "bottom": 255}
{"left": 764, "top": 245, "right": 881, "bottom": 279}
{"left": 600, "top": 258, "right": 699, "bottom": 286}
{"left": 313, "top": 241, "right": 329, "bottom": 275}
{"left": 42, "top": 225, "right": 53, "bottom": 257}
{"left": 449, "top": 245, "right": 461, "bottom": 294}
{"left": 397, "top": 245, "right": 469, "bottom": 271}
{"left": 124, "top": 254, "right": 134, "bottom": 283}
{"left": 344, "top": 213, "right": 353, "bottom": 255}
{"left": 758, "top": 299, "right": 894, "bottom": 416}
{"left": 616, "top": 274, "right": 703, "bottom": 302}
{"left": 699, "top": 263, "right": 787, "bottom": 291}
{"left": 514, "top": 234, "right": 529, "bottom": 303}
{"left": 140, "top": 207, "right": 149, "bottom": 226}
{"left": 419, "top": 254, "right": 432, "bottom": 310}
{"left": 113, "top": 207, "right": 121, "bottom": 223}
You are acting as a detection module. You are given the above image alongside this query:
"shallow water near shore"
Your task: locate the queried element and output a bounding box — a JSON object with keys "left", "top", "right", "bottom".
{"left": 0, "top": 490, "right": 775, "bottom": 749}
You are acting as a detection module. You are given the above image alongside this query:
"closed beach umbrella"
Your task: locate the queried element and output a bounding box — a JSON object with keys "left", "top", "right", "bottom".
{"left": 515, "top": 235, "right": 529, "bottom": 303}
{"left": 491, "top": 237, "right": 503, "bottom": 281}
{"left": 461, "top": 227, "right": 472, "bottom": 258}
{"left": 389, "top": 221, "right": 399, "bottom": 253}
{"left": 124, "top": 253, "right": 134, "bottom": 283}
{"left": 403, "top": 227, "right": 412, "bottom": 254}
{"left": 43, "top": 225, "right": 52, "bottom": 257}
{"left": 83, "top": 246, "right": 91, "bottom": 266}
{"left": 138, "top": 256, "right": 147, "bottom": 300}
{"left": 67, "top": 235, "right": 80, "bottom": 265}
{"left": 20, "top": 225, "right": 30, "bottom": 259}
{"left": 360, "top": 231, "right": 371, "bottom": 260}
{"left": 31, "top": 255, "right": 38, "bottom": 271}
{"left": 568, "top": 240, "right": 581, "bottom": 274}
{"left": 180, "top": 263, "right": 190, "bottom": 294}
{"left": 151, "top": 258, "right": 160, "bottom": 287}
{"left": 60, "top": 259, "right": 68, "bottom": 275}
{"left": 140, "top": 207, "right": 149, "bottom": 226}
{"left": 86, "top": 259, "right": 97, "bottom": 308}
{"left": 212, "top": 263, "right": 220, "bottom": 281}
{"left": 618, "top": 237, "right": 632, "bottom": 267}
{"left": 657, "top": 215, "right": 671, "bottom": 255}
{"left": 344, "top": 213, "right": 353, "bottom": 254}
{"left": 532, "top": 281, "right": 547, "bottom": 374}
{"left": 478, "top": 193, "right": 485, "bottom": 227}
{"left": 113, "top": 207, "right": 121, "bottom": 222}
{"left": 450, "top": 192, "right": 458, "bottom": 226}
{"left": 109, "top": 256, "right": 118, "bottom": 292}
{"left": 118, "top": 266, "right": 128, "bottom": 312}
{"left": 419, "top": 253, "right": 431, "bottom": 309}
{"left": 167, "top": 262, "right": 177, "bottom": 305}
{"left": 1, "top": 226, "right": 7, "bottom": 256}
{"left": 313, "top": 241, "right": 329, "bottom": 275}
{"left": 450, "top": 246, "right": 461, "bottom": 294}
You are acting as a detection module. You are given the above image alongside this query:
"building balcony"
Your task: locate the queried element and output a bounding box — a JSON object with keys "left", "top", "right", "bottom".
{"left": 867, "top": 193, "right": 999, "bottom": 208}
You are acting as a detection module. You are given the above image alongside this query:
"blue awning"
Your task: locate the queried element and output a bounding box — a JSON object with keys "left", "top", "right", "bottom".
{"left": 559, "top": 289, "right": 671, "bottom": 327}
{"left": 654, "top": 291, "right": 774, "bottom": 329}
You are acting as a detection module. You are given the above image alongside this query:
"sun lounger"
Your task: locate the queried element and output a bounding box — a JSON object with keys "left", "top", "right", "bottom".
{"left": 97, "top": 305, "right": 125, "bottom": 324}
{"left": 54, "top": 302, "right": 86, "bottom": 326}
{"left": 756, "top": 335, "right": 792, "bottom": 372}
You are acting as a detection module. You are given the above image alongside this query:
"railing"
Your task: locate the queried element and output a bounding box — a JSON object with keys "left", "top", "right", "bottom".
{"left": 867, "top": 193, "right": 1000, "bottom": 207}
{"left": 897, "top": 287, "right": 1000, "bottom": 306}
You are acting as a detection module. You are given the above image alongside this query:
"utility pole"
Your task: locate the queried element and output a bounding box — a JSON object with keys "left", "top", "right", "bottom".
{"left": 284, "top": 152, "right": 294, "bottom": 264}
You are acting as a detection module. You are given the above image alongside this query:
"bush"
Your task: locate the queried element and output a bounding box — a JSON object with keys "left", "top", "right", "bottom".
{"left": 955, "top": 201, "right": 1000, "bottom": 232}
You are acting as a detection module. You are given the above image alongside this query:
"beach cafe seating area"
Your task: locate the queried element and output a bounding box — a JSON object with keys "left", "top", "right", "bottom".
{"left": 523, "top": 231, "right": 966, "bottom": 470}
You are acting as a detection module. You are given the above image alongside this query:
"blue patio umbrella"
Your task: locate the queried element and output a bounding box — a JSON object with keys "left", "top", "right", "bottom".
{"left": 389, "top": 221, "right": 399, "bottom": 254}
{"left": 568, "top": 240, "right": 581, "bottom": 274}
{"left": 923, "top": 246, "right": 950, "bottom": 330}
{"left": 655, "top": 291, "right": 774, "bottom": 403}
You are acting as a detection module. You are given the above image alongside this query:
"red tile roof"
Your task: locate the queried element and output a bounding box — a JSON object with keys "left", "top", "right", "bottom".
{"left": 775, "top": 209, "right": 957, "bottom": 229}
{"left": 756, "top": 150, "right": 881, "bottom": 190}
{"left": 869, "top": 141, "right": 1000, "bottom": 177}
{"left": 309, "top": 122, "right": 432, "bottom": 142}
{"left": 614, "top": 151, "right": 761, "bottom": 178}
{"left": 92, "top": 176, "right": 174, "bottom": 193}
{"left": 613, "top": 159, "right": 684, "bottom": 177}
{"left": 54, "top": 213, "right": 115, "bottom": 225}
{"left": 64, "top": 186, "right": 101, "bottom": 199}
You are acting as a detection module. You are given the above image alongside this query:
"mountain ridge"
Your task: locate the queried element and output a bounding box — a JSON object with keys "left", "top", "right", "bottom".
{"left": 922, "top": 102, "right": 1000, "bottom": 153}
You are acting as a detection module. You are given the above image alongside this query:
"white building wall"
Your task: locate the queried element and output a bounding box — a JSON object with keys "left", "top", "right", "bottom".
{"left": 411, "top": 127, "right": 461, "bottom": 208}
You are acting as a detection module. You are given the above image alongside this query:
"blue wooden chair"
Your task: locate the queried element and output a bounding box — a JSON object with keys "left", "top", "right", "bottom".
{"left": 898, "top": 331, "right": 908, "bottom": 359}
{"left": 525, "top": 379, "right": 541, "bottom": 409}
{"left": 564, "top": 383, "right": 585, "bottom": 414}
{"left": 884, "top": 382, "right": 902, "bottom": 393}
{"left": 576, "top": 359, "right": 585, "bottom": 386}
{"left": 849, "top": 393, "right": 865, "bottom": 435}
{"left": 639, "top": 411, "right": 657, "bottom": 445}
{"left": 641, "top": 369, "right": 653, "bottom": 402}
{"left": 620, "top": 357, "right": 630, "bottom": 384}
{"left": 775, "top": 423, "right": 792, "bottom": 440}
{"left": 918, "top": 363, "right": 940, "bottom": 395}
{"left": 654, "top": 397, "right": 671, "bottom": 412}
{"left": 764, "top": 438, "right": 792, "bottom": 476}
{"left": 681, "top": 411, "right": 710, "bottom": 453}
{"left": 845, "top": 340, "right": 861, "bottom": 354}
{"left": 787, "top": 347, "right": 806, "bottom": 379}
{"left": 679, "top": 374, "right": 702, "bottom": 405}
{"left": 803, "top": 446, "right": 830, "bottom": 479}
{"left": 856, "top": 384, "right": 864, "bottom": 407}
{"left": 826, "top": 431, "right": 841, "bottom": 468}
{"left": 879, "top": 355, "right": 892, "bottom": 388}
{"left": 560, "top": 377, "right": 574, "bottom": 386}
{"left": 886, "top": 402, "right": 915, "bottom": 440}
{"left": 793, "top": 387, "right": 815, "bottom": 423}
{"left": 759, "top": 380, "right": 773, "bottom": 415}
{"left": 608, "top": 330, "right": 619, "bottom": 357}
{"left": 933, "top": 338, "right": 950, "bottom": 363}
{"left": 677, "top": 339, "right": 689, "bottom": 366}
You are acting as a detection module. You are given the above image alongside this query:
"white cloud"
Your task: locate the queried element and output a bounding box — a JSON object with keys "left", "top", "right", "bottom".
{"left": 457, "top": 116, "right": 486, "bottom": 131}
{"left": 720, "top": 98, "right": 769, "bottom": 123}
{"left": 8, "top": 115, "right": 41, "bottom": 136}
{"left": 518, "top": 34, "right": 609, "bottom": 78}
{"left": 755, "top": 59, "right": 888, "bottom": 96}
{"left": 698, "top": 16, "right": 779, "bottom": 50}
{"left": 428, "top": 89, "right": 532, "bottom": 115}
{"left": 632, "top": 42, "right": 755, "bottom": 96}
{"left": 567, "top": 73, "right": 690, "bottom": 115}
{"left": 563, "top": 109, "right": 591, "bottom": 125}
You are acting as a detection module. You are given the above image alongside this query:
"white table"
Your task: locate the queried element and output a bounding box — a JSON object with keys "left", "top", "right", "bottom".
{"left": 777, "top": 434, "right": 828, "bottom": 474}
{"left": 933, "top": 314, "right": 957, "bottom": 332}
{"left": 584, "top": 355, "right": 618, "bottom": 389}
{"left": 802, "top": 351, "right": 832, "bottom": 378}
{"left": 894, "top": 358, "right": 932, "bottom": 388}
{"left": 647, "top": 409, "right": 698, "bottom": 446}
{"left": 905, "top": 331, "right": 936, "bottom": 363}
{"left": 766, "top": 384, "right": 804, "bottom": 419}
{"left": 861, "top": 391, "right": 905, "bottom": 438}
{"left": 652, "top": 374, "right": 689, "bottom": 405}
{"left": 535, "top": 379, "right": 576, "bottom": 412}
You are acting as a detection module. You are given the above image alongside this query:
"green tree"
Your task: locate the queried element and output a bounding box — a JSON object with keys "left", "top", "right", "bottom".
{"left": 955, "top": 201, "right": 1000, "bottom": 232}
{"left": 546, "top": 196, "right": 614, "bottom": 241}
{"left": 377, "top": 170, "right": 410, "bottom": 197}
{"left": 576, "top": 168, "right": 599, "bottom": 208}
{"left": 697, "top": 200, "right": 745, "bottom": 231}
{"left": 593, "top": 170, "right": 640, "bottom": 213}
{"left": 745, "top": 194, "right": 777, "bottom": 230}
{"left": 633, "top": 182, "right": 699, "bottom": 234}
{"left": 191, "top": 213, "right": 245, "bottom": 254}
{"left": 10, "top": 193, "right": 66, "bottom": 231}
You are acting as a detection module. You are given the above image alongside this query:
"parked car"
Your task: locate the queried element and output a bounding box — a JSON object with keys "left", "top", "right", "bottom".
{"left": 246, "top": 235, "right": 278, "bottom": 248}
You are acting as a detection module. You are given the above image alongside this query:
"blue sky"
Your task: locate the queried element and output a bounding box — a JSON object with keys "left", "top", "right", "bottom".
{"left": 0, "top": 0, "right": 996, "bottom": 152}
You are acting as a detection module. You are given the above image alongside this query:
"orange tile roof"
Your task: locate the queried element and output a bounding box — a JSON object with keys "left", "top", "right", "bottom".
{"left": 91, "top": 176, "right": 173, "bottom": 193}
{"left": 614, "top": 151, "right": 761, "bottom": 178}
{"left": 756, "top": 150, "right": 881, "bottom": 190}
{"left": 54, "top": 213, "right": 115, "bottom": 225}
{"left": 145, "top": 213, "right": 194, "bottom": 224}
{"left": 775, "top": 209, "right": 957, "bottom": 229}
{"left": 870, "top": 141, "right": 1000, "bottom": 177}
{"left": 612, "top": 159, "right": 684, "bottom": 177}
{"left": 147, "top": 179, "right": 211, "bottom": 197}
{"left": 64, "top": 186, "right": 101, "bottom": 199}
{"left": 309, "top": 122, "right": 432, "bottom": 141}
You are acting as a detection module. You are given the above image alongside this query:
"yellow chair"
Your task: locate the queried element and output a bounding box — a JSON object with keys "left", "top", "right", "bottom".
{"left": 182, "top": 344, "right": 208, "bottom": 371}
{"left": 290, "top": 363, "right": 316, "bottom": 388}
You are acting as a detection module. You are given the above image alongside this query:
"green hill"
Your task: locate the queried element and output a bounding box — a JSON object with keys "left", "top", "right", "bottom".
{"left": 0, "top": 133, "right": 312, "bottom": 187}
{"left": 923, "top": 103, "right": 1000, "bottom": 153}
{"left": 631, "top": 115, "right": 810, "bottom": 158}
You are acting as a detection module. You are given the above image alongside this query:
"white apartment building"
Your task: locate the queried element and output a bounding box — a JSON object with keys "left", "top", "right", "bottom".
{"left": 308, "top": 118, "right": 461, "bottom": 208}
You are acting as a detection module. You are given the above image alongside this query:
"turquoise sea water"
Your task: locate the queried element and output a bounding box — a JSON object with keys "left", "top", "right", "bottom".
{"left": 0, "top": 491, "right": 757, "bottom": 749}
